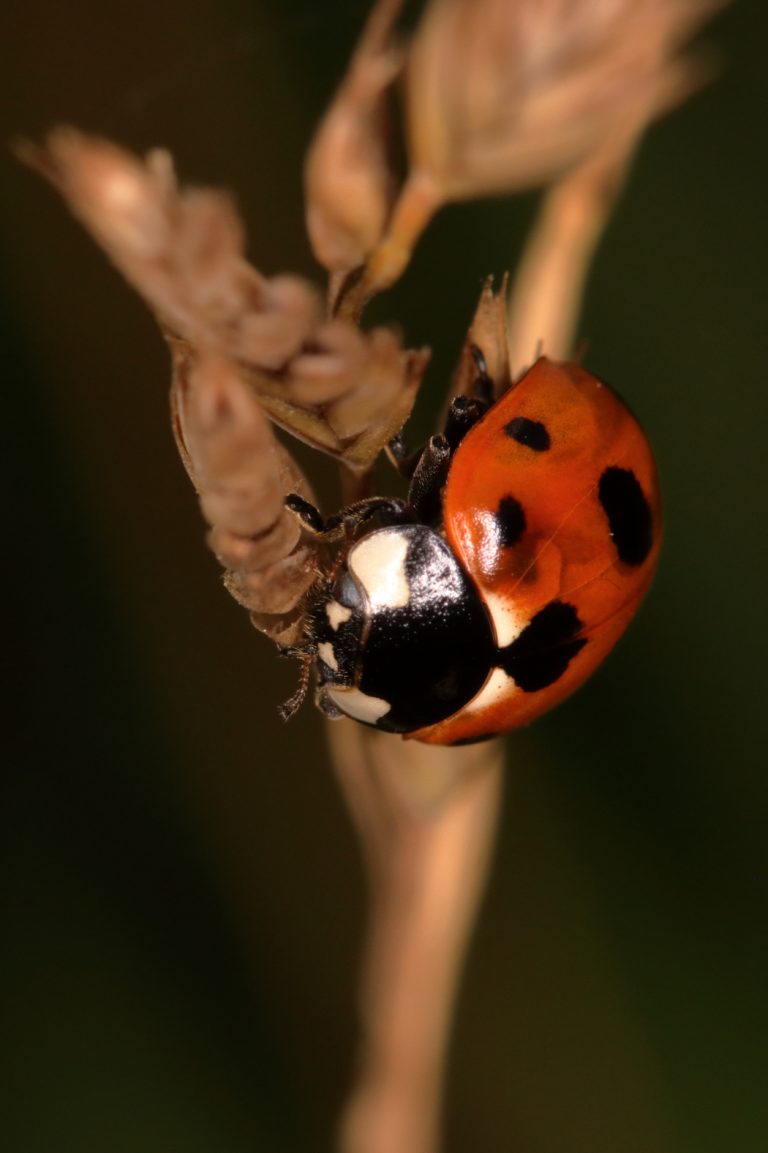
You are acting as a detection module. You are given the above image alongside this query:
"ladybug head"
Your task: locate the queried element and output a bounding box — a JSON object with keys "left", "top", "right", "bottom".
{"left": 310, "top": 525, "right": 495, "bottom": 734}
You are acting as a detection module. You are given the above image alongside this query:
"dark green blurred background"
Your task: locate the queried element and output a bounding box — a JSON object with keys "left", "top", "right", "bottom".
{"left": 2, "top": 2, "right": 766, "bottom": 1151}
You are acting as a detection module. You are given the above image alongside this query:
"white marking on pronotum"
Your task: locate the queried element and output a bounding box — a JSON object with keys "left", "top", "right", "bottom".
{"left": 464, "top": 667, "right": 517, "bottom": 714}
{"left": 482, "top": 589, "right": 526, "bottom": 648}
{"left": 349, "top": 530, "right": 410, "bottom": 610}
{"left": 326, "top": 600, "right": 352, "bottom": 631}
{"left": 325, "top": 686, "right": 391, "bottom": 724}
{"left": 317, "top": 642, "right": 339, "bottom": 672}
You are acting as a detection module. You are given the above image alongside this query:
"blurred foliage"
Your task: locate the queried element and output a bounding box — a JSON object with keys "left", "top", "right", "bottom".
{"left": 1, "top": 2, "right": 767, "bottom": 1151}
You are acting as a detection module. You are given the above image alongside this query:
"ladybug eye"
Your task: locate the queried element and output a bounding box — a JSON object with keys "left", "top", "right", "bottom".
{"left": 332, "top": 569, "right": 365, "bottom": 614}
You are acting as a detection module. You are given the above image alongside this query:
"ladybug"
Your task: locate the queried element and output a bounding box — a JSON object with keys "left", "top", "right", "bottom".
{"left": 286, "top": 355, "right": 661, "bottom": 746}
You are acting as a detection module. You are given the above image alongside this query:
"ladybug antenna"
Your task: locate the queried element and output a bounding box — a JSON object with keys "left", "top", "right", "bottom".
{"left": 277, "top": 649, "right": 314, "bottom": 721}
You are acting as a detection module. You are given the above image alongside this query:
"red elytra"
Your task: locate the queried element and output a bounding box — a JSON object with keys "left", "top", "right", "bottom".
{"left": 409, "top": 358, "right": 662, "bottom": 745}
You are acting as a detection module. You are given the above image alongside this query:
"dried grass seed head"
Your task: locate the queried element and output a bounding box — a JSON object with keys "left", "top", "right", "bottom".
{"left": 406, "top": 0, "right": 723, "bottom": 201}
{"left": 304, "top": 0, "right": 405, "bottom": 274}
{"left": 25, "top": 129, "right": 324, "bottom": 371}
{"left": 172, "top": 350, "right": 317, "bottom": 638}
{"left": 27, "top": 129, "right": 428, "bottom": 471}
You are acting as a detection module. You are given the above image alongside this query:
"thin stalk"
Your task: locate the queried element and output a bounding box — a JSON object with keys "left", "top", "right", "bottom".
{"left": 327, "top": 721, "right": 504, "bottom": 1153}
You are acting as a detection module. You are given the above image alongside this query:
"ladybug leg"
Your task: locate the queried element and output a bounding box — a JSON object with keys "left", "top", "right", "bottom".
{"left": 469, "top": 343, "right": 495, "bottom": 404}
{"left": 326, "top": 496, "right": 413, "bottom": 536}
{"left": 385, "top": 432, "right": 422, "bottom": 480}
{"left": 285, "top": 492, "right": 412, "bottom": 542}
{"left": 443, "top": 393, "right": 488, "bottom": 450}
{"left": 407, "top": 434, "right": 452, "bottom": 524}
{"left": 406, "top": 393, "right": 487, "bottom": 524}
{"left": 284, "top": 492, "right": 328, "bottom": 534}
{"left": 276, "top": 647, "right": 315, "bottom": 721}
{"left": 387, "top": 388, "right": 489, "bottom": 479}
{"left": 386, "top": 340, "right": 493, "bottom": 476}
{"left": 387, "top": 387, "right": 491, "bottom": 526}
{"left": 371, "top": 341, "right": 496, "bottom": 527}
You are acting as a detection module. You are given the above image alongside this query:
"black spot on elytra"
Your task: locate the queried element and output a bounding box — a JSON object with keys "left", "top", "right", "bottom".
{"left": 499, "top": 600, "right": 587, "bottom": 692}
{"left": 504, "top": 416, "right": 551, "bottom": 451}
{"left": 496, "top": 495, "right": 526, "bottom": 547}
{"left": 598, "top": 466, "right": 653, "bottom": 566}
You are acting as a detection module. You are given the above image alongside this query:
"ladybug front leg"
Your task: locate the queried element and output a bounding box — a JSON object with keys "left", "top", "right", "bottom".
{"left": 386, "top": 393, "right": 491, "bottom": 529}
{"left": 403, "top": 391, "right": 491, "bottom": 524}
{"left": 339, "top": 342, "right": 497, "bottom": 530}
{"left": 386, "top": 389, "right": 490, "bottom": 479}
{"left": 385, "top": 341, "right": 492, "bottom": 477}
{"left": 285, "top": 492, "right": 412, "bottom": 541}
{"left": 442, "top": 394, "right": 489, "bottom": 451}
{"left": 407, "top": 435, "right": 452, "bottom": 524}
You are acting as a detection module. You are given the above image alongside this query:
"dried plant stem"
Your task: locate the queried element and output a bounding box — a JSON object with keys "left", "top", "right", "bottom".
{"left": 337, "top": 172, "right": 444, "bottom": 321}
{"left": 507, "top": 134, "right": 640, "bottom": 374}
{"left": 327, "top": 721, "right": 504, "bottom": 1153}
{"left": 327, "top": 126, "right": 651, "bottom": 1153}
